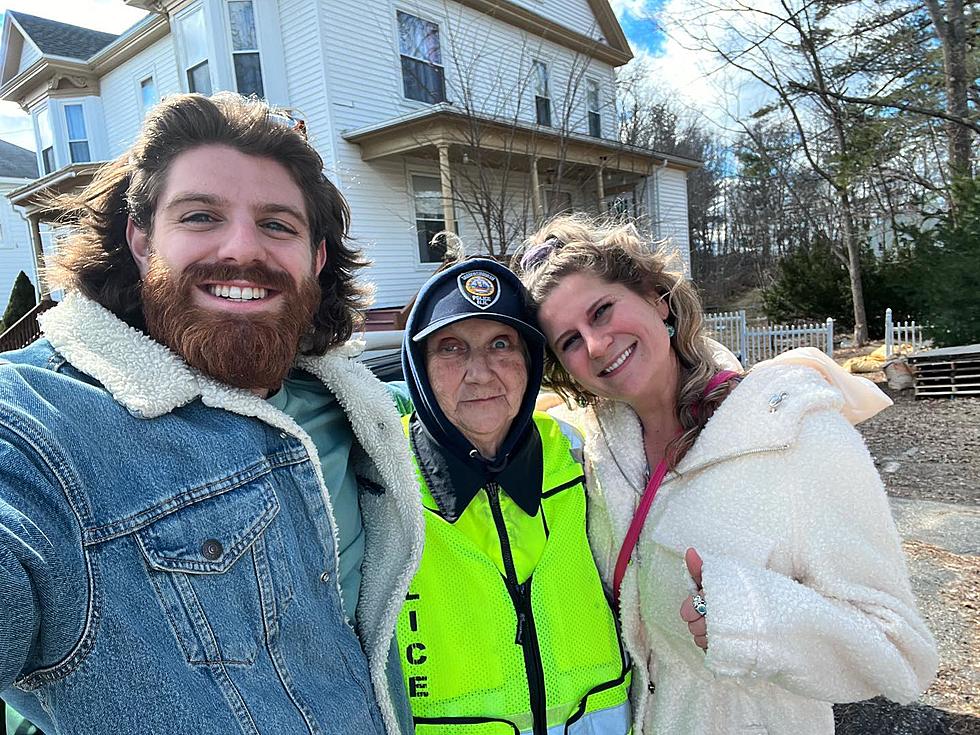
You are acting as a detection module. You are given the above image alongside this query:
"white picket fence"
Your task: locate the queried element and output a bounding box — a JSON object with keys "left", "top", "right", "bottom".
{"left": 704, "top": 309, "right": 835, "bottom": 366}
{"left": 884, "top": 308, "right": 924, "bottom": 357}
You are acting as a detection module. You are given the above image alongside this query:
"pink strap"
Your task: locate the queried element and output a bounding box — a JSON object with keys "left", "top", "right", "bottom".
{"left": 611, "top": 370, "right": 739, "bottom": 606}
{"left": 612, "top": 457, "right": 669, "bottom": 606}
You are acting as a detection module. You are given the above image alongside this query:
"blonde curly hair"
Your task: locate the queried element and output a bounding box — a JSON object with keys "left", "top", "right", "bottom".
{"left": 514, "top": 213, "right": 739, "bottom": 467}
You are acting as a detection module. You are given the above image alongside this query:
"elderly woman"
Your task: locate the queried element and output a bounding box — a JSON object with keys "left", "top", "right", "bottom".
{"left": 396, "top": 257, "right": 630, "bottom": 735}
{"left": 515, "top": 216, "right": 938, "bottom": 735}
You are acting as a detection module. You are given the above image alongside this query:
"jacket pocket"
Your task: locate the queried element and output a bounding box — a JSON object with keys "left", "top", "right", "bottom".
{"left": 135, "top": 474, "right": 293, "bottom": 665}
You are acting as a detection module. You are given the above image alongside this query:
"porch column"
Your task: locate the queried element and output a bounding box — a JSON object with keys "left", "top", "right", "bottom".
{"left": 437, "top": 144, "right": 455, "bottom": 233}
{"left": 28, "top": 212, "right": 46, "bottom": 299}
{"left": 596, "top": 159, "right": 606, "bottom": 212}
{"left": 530, "top": 156, "right": 543, "bottom": 221}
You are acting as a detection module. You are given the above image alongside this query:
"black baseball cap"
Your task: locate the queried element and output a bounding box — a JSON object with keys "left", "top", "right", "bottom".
{"left": 408, "top": 258, "right": 545, "bottom": 348}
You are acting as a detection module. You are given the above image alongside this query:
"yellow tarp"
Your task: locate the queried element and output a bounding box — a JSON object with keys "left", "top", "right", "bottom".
{"left": 843, "top": 344, "right": 915, "bottom": 373}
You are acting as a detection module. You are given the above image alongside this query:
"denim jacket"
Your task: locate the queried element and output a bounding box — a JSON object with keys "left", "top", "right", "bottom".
{"left": 0, "top": 293, "right": 424, "bottom": 734}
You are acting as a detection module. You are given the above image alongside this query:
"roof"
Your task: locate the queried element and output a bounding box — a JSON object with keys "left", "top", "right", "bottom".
{"left": 0, "top": 138, "right": 37, "bottom": 179}
{"left": 7, "top": 11, "right": 118, "bottom": 61}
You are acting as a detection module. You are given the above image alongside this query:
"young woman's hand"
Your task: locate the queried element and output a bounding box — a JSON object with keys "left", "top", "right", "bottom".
{"left": 680, "top": 547, "right": 708, "bottom": 650}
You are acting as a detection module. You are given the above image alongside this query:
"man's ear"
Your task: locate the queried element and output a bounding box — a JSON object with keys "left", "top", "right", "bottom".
{"left": 313, "top": 239, "right": 327, "bottom": 275}
{"left": 126, "top": 217, "right": 150, "bottom": 275}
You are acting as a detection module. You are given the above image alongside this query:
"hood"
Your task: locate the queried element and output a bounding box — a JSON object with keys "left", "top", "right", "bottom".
{"left": 401, "top": 258, "right": 544, "bottom": 473}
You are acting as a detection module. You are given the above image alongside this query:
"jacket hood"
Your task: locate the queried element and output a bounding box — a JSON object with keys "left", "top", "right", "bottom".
{"left": 401, "top": 258, "right": 544, "bottom": 473}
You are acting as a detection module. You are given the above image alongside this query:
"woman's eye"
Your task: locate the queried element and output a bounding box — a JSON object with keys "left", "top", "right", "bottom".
{"left": 594, "top": 302, "right": 611, "bottom": 320}
{"left": 560, "top": 334, "right": 581, "bottom": 352}
{"left": 439, "top": 342, "right": 463, "bottom": 354}
{"left": 491, "top": 337, "right": 512, "bottom": 350}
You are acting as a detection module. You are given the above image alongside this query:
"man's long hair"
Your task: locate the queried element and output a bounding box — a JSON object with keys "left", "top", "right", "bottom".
{"left": 47, "top": 92, "right": 370, "bottom": 354}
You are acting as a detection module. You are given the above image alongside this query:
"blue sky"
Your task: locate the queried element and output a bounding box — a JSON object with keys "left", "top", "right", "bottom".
{"left": 613, "top": 0, "right": 669, "bottom": 55}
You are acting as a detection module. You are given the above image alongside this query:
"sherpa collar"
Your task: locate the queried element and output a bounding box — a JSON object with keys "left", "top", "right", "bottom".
{"left": 39, "top": 292, "right": 366, "bottom": 419}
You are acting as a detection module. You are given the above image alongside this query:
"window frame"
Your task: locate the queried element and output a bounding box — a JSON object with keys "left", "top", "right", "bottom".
{"left": 532, "top": 60, "right": 552, "bottom": 127}
{"left": 408, "top": 171, "right": 453, "bottom": 266}
{"left": 63, "top": 103, "right": 91, "bottom": 164}
{"left": 138, "top": 74, "right": 160, "bottom": 117}
{"left": 586, "top": 78, "right": 601, "bottom": 138}
{"left": 176, "top": 4, "right": 214, "bottom": 95}
{"left": 396, "top": 10, "right": 446, "bottom": 105}
{"left": 36, "top": 106, "right": 56, "bottom": 175}
{"left": 225, "top": 0, "right": 265, "bottom": 98}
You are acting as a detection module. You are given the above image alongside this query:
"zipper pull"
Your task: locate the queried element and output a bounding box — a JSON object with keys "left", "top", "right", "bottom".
{"left": 515, "top": 610, "right": 526, "bottom": 645}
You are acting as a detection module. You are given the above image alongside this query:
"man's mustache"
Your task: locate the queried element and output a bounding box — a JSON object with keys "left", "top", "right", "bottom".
{"left": 178, "top": 262, "right": 298, "bottom": 293}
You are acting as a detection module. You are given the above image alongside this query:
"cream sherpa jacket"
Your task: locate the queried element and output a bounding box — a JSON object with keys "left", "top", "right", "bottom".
{"left": 581, "top": 358, "right": 938, "bottom": 735}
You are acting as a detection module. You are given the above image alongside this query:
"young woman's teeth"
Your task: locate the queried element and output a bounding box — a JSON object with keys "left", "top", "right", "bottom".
{"left": 601, "top": 345, "right": 634, "bottom": 375}
{"left": 208, "top": 285, "right": 268, "bottom": 300}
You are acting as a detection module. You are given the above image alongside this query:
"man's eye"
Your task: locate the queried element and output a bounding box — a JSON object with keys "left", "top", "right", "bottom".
{"left": 263, "top": 220, "right": 298, "bottom": 234}
{"left": 181, "top": 212, "right": 217, "bottom": 224}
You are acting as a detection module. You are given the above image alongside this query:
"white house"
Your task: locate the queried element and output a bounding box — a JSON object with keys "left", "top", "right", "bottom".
{"left": 0, "top": 1, "right": 698, "bottom": 321}
{"left": 0, "top": 138, "right": 38, "bottom": 310}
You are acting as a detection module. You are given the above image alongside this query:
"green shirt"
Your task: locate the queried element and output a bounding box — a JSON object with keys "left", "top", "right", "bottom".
{"left": 268, "top": 373, "right": 364, "bottom": 622}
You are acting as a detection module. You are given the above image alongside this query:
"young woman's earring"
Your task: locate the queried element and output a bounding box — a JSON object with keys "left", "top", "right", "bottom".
{"left": 665, "top": 322, "right": 676, "bottom": 338}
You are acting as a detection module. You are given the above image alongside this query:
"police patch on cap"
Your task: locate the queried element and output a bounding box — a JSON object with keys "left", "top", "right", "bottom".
{"left": 457, "top": 270, "right": 500, "bottom": 310}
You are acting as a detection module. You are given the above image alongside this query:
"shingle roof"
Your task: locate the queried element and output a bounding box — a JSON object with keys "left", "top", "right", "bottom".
{"left": 7, "top": 11, "right": 118, "bottom": 61}
{"left": 0, "top": 139, "right": 38, "bottom": 179}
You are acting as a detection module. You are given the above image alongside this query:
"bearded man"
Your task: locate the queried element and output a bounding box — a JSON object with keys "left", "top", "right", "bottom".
{"left": 0, "top": 93, "right": 422, "bottom": 735}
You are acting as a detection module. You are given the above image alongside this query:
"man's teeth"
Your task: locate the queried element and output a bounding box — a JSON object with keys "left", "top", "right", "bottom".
{"left": 207, "top": 285, "right": 269, "bottom": 300}
{"left": 600, "top": 345, "right": 634, "bottom": 375}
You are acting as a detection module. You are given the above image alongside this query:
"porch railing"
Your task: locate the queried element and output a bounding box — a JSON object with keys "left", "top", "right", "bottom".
{"left": 0, "top": 298, "right": 56, "bottom": 354}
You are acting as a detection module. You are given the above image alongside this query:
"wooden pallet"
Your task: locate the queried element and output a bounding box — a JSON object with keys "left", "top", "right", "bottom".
{"left": 907, "top": 345, "right": 980, "bottom": 399}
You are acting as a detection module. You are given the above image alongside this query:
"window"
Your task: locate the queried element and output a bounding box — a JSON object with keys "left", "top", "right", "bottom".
{"left": 64, "top": 104, "right": 91, "bottom": 163}
{"left": 398, "top": 12, "right": 445, "bottom": 104}
{"left": 587, "top": 79, "right": 601, "bottom": 137}
{"left": 181, "top": 7, "right": 212, "bottom": 94}
{"left": 228, "top": 1, "right": 264, "bottom": 97}
{"left": 37, "top": 107, "right": 55, "bottom": 174}
{"left": 413, "top": 175, "right": 448, "bottom": 263}
{"left": 532, "top": 61, "right": 551, "bottom": 126}
{"left": 140, "top": 76, "right": 159, "bottom": 113}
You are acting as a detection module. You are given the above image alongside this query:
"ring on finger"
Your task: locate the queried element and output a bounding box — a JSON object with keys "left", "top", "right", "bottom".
{"left": 692, "top": 593, "right": 707, "bottom": 617}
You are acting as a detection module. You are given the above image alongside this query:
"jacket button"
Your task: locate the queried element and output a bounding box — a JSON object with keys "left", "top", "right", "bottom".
{"left": 201, "top": 539, "right": 224, "bottom": 560}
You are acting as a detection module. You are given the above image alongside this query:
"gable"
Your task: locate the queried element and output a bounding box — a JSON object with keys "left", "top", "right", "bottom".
{"left": 8, "top": 11, "right": 118, "bottom": 61}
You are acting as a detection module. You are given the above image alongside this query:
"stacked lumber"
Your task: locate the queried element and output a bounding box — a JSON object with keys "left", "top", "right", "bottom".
{"left": 907, "top": 344, "right": 980, "bottom": 399}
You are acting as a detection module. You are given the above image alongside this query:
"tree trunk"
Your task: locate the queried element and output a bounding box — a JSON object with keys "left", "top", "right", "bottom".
{"left": 924, "top": 0, "right": 973, "bottom": 178}
{"left": 840, "top": 191, "right": 868, "bottom": 345}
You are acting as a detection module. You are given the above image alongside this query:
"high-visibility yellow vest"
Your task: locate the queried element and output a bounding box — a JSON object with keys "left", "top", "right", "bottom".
{"left": 398, "top": 412, "right": 630, "bottom": 735}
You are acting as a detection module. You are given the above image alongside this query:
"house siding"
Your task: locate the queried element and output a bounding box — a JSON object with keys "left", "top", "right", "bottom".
{"left": 508, "top": 0, "right": 604, "bottom": 40}
{"left": 100, "top": 36, "right": 181, "bottom": 157}
{"left": 650, "top": 166, "right": 691, "bottom": 273}
{"left": 313, "top": 0, "right": 618, "bottom": 304}
{"left": 17, "top": 40, "right": 40, "bottom": 74}
{"left": 0, "top": 179, "right": 39, "bottom": 311}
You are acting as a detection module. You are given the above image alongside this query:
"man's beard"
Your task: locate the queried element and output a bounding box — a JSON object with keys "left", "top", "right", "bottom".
{"left": 141, "top": 255, "right": 321, "bottom": 391}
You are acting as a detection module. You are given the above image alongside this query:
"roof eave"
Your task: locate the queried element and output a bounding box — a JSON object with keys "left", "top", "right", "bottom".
{"left": 90, "top": 13, "right": 169, "bottom": 74}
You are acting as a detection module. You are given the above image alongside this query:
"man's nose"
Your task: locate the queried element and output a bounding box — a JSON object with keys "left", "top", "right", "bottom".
{"left": 216, "top": 221, "right": 266, "bottom": 263}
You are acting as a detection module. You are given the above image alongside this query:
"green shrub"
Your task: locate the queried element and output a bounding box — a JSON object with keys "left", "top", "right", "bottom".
{"left": 0, "top": 271, "right": 37, "bottom": 333}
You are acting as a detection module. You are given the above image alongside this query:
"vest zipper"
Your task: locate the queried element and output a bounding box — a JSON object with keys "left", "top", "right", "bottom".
{"left": 486, "top": 481, "right": 548, "bottom": 735}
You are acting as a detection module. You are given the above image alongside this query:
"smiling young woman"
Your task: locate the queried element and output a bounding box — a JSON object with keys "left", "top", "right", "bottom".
{"left": 515, "top": 214, "right": 938, "bottom": 735}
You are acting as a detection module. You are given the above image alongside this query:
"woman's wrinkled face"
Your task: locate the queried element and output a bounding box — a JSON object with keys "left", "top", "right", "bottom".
{"left": 425, "top": 318, "right": 528, "bottom": 459}
{"left": 537, "top": 271, "right": 672, "bottom": 407}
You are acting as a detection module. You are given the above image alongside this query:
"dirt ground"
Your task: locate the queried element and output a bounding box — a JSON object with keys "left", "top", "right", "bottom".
{"left": 836, "top": 344, "right": 979, "bottom": 733}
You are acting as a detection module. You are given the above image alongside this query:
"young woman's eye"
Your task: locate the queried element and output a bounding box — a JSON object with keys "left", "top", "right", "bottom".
{"left": 560, "top": 334, "right": 581, "bottom": 352}
{"left": 593, "top": 302, "right": 612, "bottom": 320}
